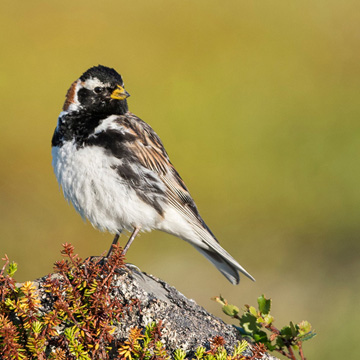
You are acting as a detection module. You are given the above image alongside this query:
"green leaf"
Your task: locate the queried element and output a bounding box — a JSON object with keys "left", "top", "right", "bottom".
{"left": 5, "top": 298, "right": 16, "bottom": 309}
{"left": 263, "top": 314, "right": 274, "bottom": 325}
{"left": 276, "top": 336, "right": 284, "bottom": 348}
{"left": 173, "top": 348, "right": 187, "bottom": 360}
{"left": 32, "top": 321, "right": 43, "bottom": 334}
{"left": 64, "top": 325, "right": 79, "bottom": 341}
{"left": 222, "top": 304, "right": 239, "bottom": 317}
{"left": 298, "top": 320, "right": 312, "bottom": 336}
{"left": 290, "top": 321, "right": 298, "bottom": 337}
{"left": 7, "top": 261, "right": 18, "bottom": 277}
{"left": 266, "top": 343, "right": 277, "bottom": 351}
{"left": 240, "top": 312, "right": 260, "bottom": 334}
{"left": 249, "top": 306, "right": 258, "bottom": 317}
{"left": 257, "top": 295, "right": 271, "bottom": 315}
{"left": 280, "top": 324, "right": 298, "bottom": 340}
{"left": 253, "top": 330, "right": 268, "bottom": 344}
{"left": 194, "top": 346, "right": 205, "bottom": 359}
{"left": 280, "top": 325, "right": 292, "bottom": 339}
{"left": 233, "top": 340, "right": 248, "bottom": 356}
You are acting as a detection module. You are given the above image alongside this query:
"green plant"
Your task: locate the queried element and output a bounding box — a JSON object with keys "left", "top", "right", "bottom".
{"left": 118, "top": 321, "right": 170, "bottom": 359}
{"left": 213, "top": 294, "right": 316, "bottom": 360}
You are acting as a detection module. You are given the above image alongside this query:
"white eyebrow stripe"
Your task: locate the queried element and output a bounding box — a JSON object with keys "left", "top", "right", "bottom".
{"left": 83, "top": 77, "right": 111, "bottom": 90}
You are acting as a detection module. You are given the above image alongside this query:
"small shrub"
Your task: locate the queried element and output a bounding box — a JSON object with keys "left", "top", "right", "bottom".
{"left": 213, "top": 294, "right": 316, "bottom": 360}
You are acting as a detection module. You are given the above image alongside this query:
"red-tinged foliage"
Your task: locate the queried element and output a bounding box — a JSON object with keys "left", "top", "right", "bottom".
{"left": 1, "top": 245, "right": 261, "bottom": 360}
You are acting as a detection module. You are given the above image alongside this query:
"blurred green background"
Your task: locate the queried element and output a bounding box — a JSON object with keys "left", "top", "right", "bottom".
{"left": 1, "top": 1, "right": 359, "bottom": 358}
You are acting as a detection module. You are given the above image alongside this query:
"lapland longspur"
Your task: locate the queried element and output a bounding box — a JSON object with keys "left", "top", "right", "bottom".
{"left": 52, "top": 65, "right": 254, "bottom": 284}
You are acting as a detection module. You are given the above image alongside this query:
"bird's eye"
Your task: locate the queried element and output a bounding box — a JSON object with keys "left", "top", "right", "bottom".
{"left": 94, "top": 87, "right": 103, "bottom": 94}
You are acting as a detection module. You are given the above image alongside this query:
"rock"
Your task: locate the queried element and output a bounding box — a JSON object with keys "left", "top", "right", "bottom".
{"left": 33, "top": 263, "right": 278, "bottom": 359}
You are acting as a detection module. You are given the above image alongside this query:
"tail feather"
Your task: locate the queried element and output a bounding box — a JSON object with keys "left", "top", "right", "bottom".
{"left": 193, "top": 246, "right": 240, "bottom": 284}
{"left": 159, "top": 206, "right": 254, "bottom": 284}
{"left": 189, "top": 222, "right": 255, "bottom": 284}
{"left": 193, "top": 243, "right": 255, "bottom": 285}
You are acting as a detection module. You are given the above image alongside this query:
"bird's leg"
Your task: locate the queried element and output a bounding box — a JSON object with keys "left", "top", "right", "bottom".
{"left": 122, "top": 227, "right": 141, "bottom": 255}
{"left": 106, "top": 231, "right": 121, "bottom": 258}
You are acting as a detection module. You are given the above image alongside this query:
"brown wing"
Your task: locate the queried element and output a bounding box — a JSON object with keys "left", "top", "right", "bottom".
{"left": 122, "top": 113, "right": 210, "bottom": 229}
{"left": 113, "top": 114, "right": 254, "bottom": 283}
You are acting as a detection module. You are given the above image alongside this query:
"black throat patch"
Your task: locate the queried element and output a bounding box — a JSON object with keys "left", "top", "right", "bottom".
{"left": 52, "top": 111, "right": 106, "bottom": 147}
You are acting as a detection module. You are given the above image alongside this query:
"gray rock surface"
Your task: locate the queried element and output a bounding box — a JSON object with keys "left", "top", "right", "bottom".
{"left": 35, "top": 264, "right": 278, "bottom": 359}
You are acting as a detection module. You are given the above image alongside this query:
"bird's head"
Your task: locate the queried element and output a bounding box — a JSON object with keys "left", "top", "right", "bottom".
{"left": 62, "top": 65, "right": 130, "bottom": 115}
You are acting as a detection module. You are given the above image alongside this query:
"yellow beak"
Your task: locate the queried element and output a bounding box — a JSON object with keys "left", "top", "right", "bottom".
{"left": 110, "top": 85, "right": 130, "bottom": 100}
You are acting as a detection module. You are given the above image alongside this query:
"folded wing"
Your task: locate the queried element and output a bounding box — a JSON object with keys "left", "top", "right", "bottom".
{"left": 115, "top": 113, "right": 255, "bottom": 284}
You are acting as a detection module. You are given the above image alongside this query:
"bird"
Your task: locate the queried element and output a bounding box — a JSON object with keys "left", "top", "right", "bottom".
{"left": 51, "top": 65, "right": 255, "bottom": 285}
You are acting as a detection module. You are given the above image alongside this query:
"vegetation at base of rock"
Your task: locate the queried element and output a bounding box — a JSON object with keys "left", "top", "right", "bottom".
{"left": 0, "top": 245, "right": 264, "bottom": 359}
{"left": 0, "top": 243, "right": 130, "bottom": 359}
{"left": 213, "top": 294, "right": 316, "bottom": 360}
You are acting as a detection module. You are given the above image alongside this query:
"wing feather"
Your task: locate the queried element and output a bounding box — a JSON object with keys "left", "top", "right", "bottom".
{"left": 113, "top": 113, "right": 255, "bottom": 283}
{"left": 122, "top": 113, "right": 204, "bottom": 224}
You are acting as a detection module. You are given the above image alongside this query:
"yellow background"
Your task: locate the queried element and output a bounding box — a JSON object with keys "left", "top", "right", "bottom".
{"left": 1, "top": 1, "right": 359, "bottom": 359}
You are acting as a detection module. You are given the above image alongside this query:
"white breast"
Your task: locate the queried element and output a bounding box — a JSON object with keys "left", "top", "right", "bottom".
{"left": 52, "top": 141, "right": 163, "bottom": 234}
